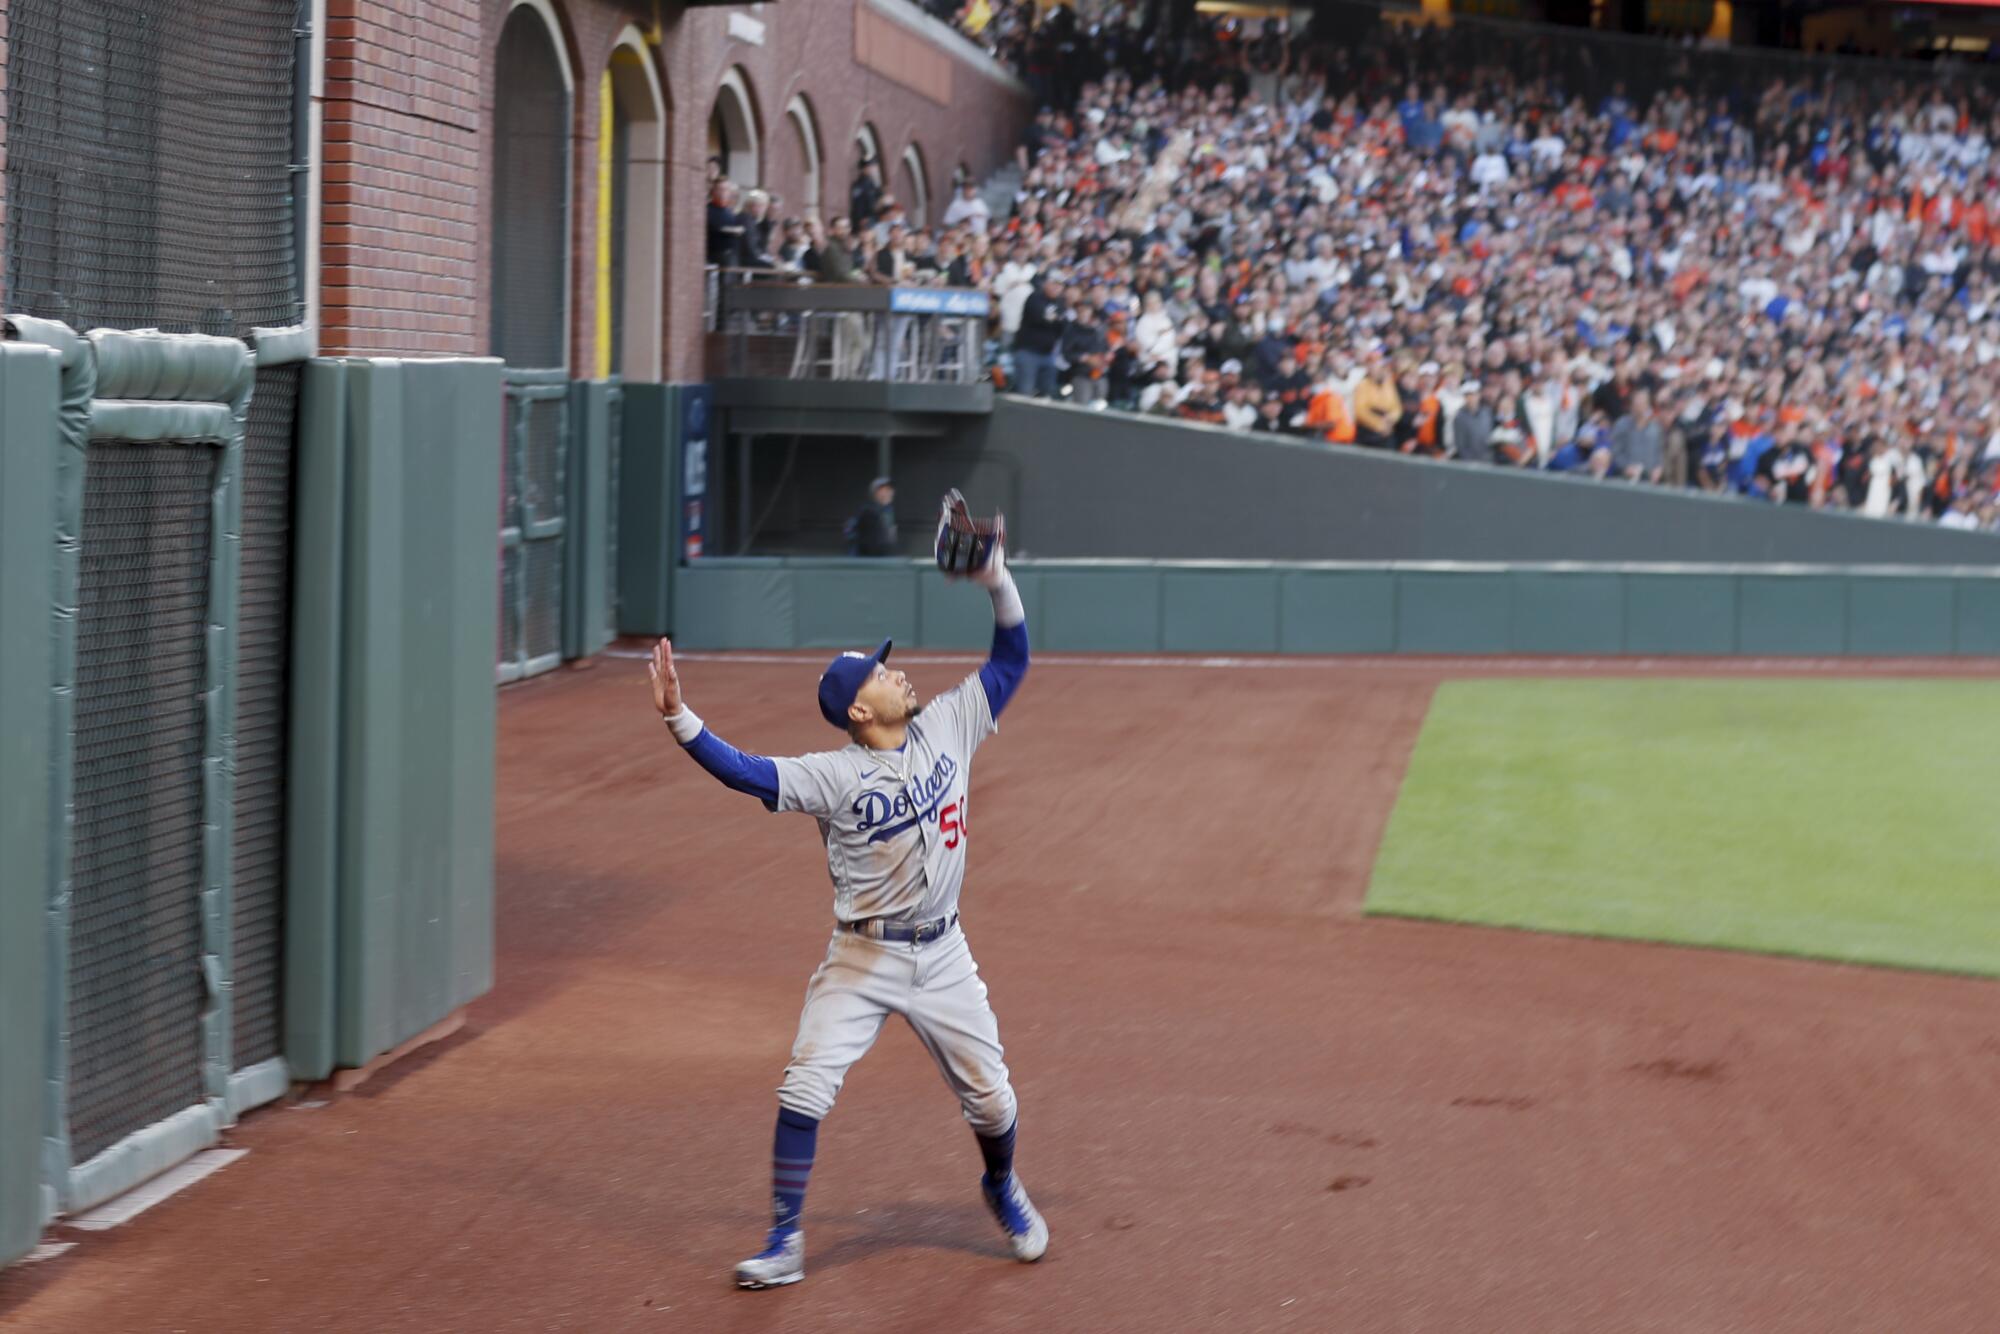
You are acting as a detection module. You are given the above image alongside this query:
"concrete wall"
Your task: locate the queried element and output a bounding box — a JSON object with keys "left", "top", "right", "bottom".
{"left": 736, "top": 399, "right": 1999, "bottom": 566}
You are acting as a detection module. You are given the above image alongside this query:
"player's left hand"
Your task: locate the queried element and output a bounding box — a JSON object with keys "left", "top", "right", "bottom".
{"left": 648, "top": 638, "right": 683, "bottom": 717}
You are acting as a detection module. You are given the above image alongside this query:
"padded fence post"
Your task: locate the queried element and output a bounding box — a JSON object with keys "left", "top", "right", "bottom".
{"left": 334, "top": 359, "right": 407, "bottom": 1068}
{"left": 564, "top": 378, "right": 614, "bottom": 662}
{"left": 614, "top": 383, "right": 677, "bottom": 638}
{"left": 52, "top": 329, "right": 253, "bottom": 1214}
{"left": 5, "top": 319, "right": 96, "bottom": 1218}
{"left": 223, "top": 326, "right": 318, "bottom": 1117}
{"left": 446, "top": 362, "right": 502, "bottom": 1011}
{"left": 283, "top": 359, "right": 348, "bottom": 1082}
{"left": 0, "top": 339, "right": 64, "bottom": 1265}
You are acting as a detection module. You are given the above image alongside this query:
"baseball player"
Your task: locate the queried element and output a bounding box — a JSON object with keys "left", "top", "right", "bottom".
{"left": 646, "top": 528, "right": 1046, "bottom": 1289}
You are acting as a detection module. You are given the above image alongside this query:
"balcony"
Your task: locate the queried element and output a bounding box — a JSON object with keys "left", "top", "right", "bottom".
{"left": 704, "top": 270, "right": 994, "bottom": 435}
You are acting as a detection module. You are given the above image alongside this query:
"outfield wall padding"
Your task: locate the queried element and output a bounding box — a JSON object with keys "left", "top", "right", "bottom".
{"left": 283, "top": 360, "right": 349, "bottom": 1081}
{"left": 0, "top": 341, "right": 63, "bottom": 1266}
{"left": 614, "top": 383, "right": 680, "bottom": 638}
{"left": 303, "top": 358, "right": 501, "bottom": 1073}
{"left": 670, "top": 559, "right": 2000, "bottom": 657}
{"left": 563, "top": 379, "right": 617, "bottom": 661}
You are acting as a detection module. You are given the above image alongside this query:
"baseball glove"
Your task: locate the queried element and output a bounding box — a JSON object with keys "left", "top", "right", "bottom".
{"left": 934, "top": 489, "right": 1006, "bottom": 576}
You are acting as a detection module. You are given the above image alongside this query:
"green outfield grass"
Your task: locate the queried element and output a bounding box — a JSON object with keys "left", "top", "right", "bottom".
{"left": 1364, "top": 678, "right": 2000, "bottom": 977}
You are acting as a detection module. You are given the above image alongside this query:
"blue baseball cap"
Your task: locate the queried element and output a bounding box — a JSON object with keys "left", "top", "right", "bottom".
{"left": 817, "top": 638, "right": 893, "bottom": 730}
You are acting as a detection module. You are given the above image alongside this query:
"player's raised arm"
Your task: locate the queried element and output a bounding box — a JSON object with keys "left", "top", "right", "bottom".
{"left": 972, "top": 541, "right": 1028, "bottom": 721}
{"left": 649, "top": 638, "right": 782, "bottom": 808}
{"left": 937, "top": 489, "right": 1028, "bottom": 721}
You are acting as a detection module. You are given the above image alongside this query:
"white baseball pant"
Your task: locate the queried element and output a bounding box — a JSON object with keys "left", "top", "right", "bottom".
{"left": 777, "top": 924, "right": 1017, "bottom": 1136}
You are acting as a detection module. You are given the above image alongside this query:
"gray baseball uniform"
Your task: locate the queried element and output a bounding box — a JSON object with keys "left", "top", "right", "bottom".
{"left": 771, "top": 667, "right": 1013, "bottom": 1132}
{"left": 771, "top": 668, "right": 993, "bottom": 925}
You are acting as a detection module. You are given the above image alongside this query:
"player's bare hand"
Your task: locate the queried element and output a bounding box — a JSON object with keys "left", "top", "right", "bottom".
{"left": 648, "top": 638, "right": 683, "bottom": 717}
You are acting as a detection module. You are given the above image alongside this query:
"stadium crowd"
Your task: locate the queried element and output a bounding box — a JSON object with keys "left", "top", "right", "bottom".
{"left": 708, "top": 5, "right": 2000, "bottom": 531}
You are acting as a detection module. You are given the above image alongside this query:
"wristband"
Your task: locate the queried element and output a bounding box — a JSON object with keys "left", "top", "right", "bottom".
{"left": 988, "top": 567, "right": 1026, "bottom": 629}
{"left": 663, "top": 706, "right": 705, "bottom": 745}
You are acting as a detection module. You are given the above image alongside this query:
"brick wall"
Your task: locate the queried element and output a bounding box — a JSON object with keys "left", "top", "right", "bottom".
{"left": 656, "top": 1, "right": 1032, "bottom": 378}
{"left": 322, "top": 0, "right": 486, "bottom": 356}
{"left": 323, "top": 0, "right": 1032, "bottom": 372}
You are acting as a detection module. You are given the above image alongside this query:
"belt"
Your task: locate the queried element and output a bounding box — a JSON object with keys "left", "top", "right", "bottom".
{"left": 845, "top": 911, "right": 959, "bottom": 944}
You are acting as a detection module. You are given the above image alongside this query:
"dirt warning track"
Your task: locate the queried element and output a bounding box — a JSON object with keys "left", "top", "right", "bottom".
{"left": 6, "top": 653, "right": 1999, "bottom": 1333}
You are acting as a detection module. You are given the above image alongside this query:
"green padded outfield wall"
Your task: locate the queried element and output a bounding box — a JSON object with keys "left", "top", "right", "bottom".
{"left": 563, "top": 379, "right": 618, "bottom": 661}
{"left": 669, "top": 559, "right": 2000, "bottom": 657}
{"left": 286, "top": 359, "right": 502, "bottom": 1076}
{"left": 283, "top": 361, "right": 348, "bottom": 1081}
{"left": 0, "top": 341, "right": 62, "bottom": 1266}
{"left": 615, "top": 383, "right": 683, "bottom": 638}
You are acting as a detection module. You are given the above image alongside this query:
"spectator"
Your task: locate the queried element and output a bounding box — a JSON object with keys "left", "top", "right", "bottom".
{"left": 850, "top": 157, "right": 885, "bottom": 228}
{"left": 1452, "top": 382, "right": 1499, "bottom": 463}
{"left": 778, "top": 217, "right": 815, "bottom": 271}
{"left": 1768, "top": 427, "right": 1819, "bottom": 505}
{"left": 1138, "top": 361, "right": 1182, "bottom": 414}
{"left": 1550, "top": 412, "right": 1611, "bottom": 473}
{"left": 1523, "top": 364, "right": 1584, "bottom": 465}
{"left": 813, "top": 216, "right": 859, "bottom": 283}
{"left": 942, "top": 179, "right": 993, "bottom": 232}
{"left": 1305, "top": 369, "right": 1357, "bottom": 444}
{"left": 845, "top": 477, "right": 899, "bottom": 557}
{"left": 873, "top": 197, "right": 909, "bottom": 245}
{"left": 1132, "top": 288, "right": 1178, "bottom": 367}
{"left": 1491, "top": 372, "right": 1535, "bottom": 467}
{"left": 705, "top": 180, "right": 748, "bottom": 267}
{"left": 1405, "top": 367, "right": 1445, "bottom": 457}
{"left": 948, "top": 231, "right": 993, "bottom": 288}
{"left": 1222, "top": 382, "right": 1260, "bottom": 433}
{"left": 1062, "top": 301, "right": 1110, "bottom": 408}
{"left": 875, "top": 223, "right": 915, "bottom": 284}
{"left": 1013, "top": 271, "right": 1067, "bottom": 398}
{"left": 1609, "top": 393, "right": 1666, "bottom": 483}
{"left": 1864, "top": 437, "right": 1906, "bottom": 518}
{"left": 1353, "top": 356, "right": 1403, "bottom": 450}
{"left": 739, "top": 189, "right": 778, "bottom": 268}
{"left": 1938, "top": 493, "right": 1983, "bottom": 530}
{"left": 995, "top": 249, "right": 1039, "bottom": 343}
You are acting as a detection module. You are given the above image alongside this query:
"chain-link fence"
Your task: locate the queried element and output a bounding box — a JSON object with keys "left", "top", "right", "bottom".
{"left": 498, "top": 374, "right": 571, "bottom": 682}
{"left": 232, "top": 363, "right": 303, "bottom": 1070}
{"left": 6, "top": 0, "right": 303, "bottom": 1172}
{"left": 65, "top": 442, "right": 216, "bottom": 1164}
{"left": 4, "top": 0, "right": 301, "bottom": 334}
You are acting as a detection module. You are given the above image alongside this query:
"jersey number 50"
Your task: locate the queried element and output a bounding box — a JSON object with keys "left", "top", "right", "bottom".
{"left": 940, "top": 798, "right": 969, "bottom": 850}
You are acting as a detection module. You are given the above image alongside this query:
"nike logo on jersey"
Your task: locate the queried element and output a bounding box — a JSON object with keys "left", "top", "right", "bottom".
{"left": 858, "top": 768, "right": 879, "bottom": 780}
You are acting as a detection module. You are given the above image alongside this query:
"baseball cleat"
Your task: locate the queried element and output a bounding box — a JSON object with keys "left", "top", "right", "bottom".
{"left": 734, "top": 1229, "right": 806, "bottom": 1289}
{"left": 981, "top": 1172, "right": 1049, "bottom": 1263}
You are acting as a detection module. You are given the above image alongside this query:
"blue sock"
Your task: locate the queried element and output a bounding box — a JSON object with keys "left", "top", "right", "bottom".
{"left": 770, "top": 1108, "right": 819, "bottom": 1238}
{"left": 976, "top": 1118, "right": 1017, "bottom": 1184}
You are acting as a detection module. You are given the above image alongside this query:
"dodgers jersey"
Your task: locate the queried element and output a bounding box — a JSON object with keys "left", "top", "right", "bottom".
{"left": 772, "top": 669, "right": 995, "bottom": 925}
